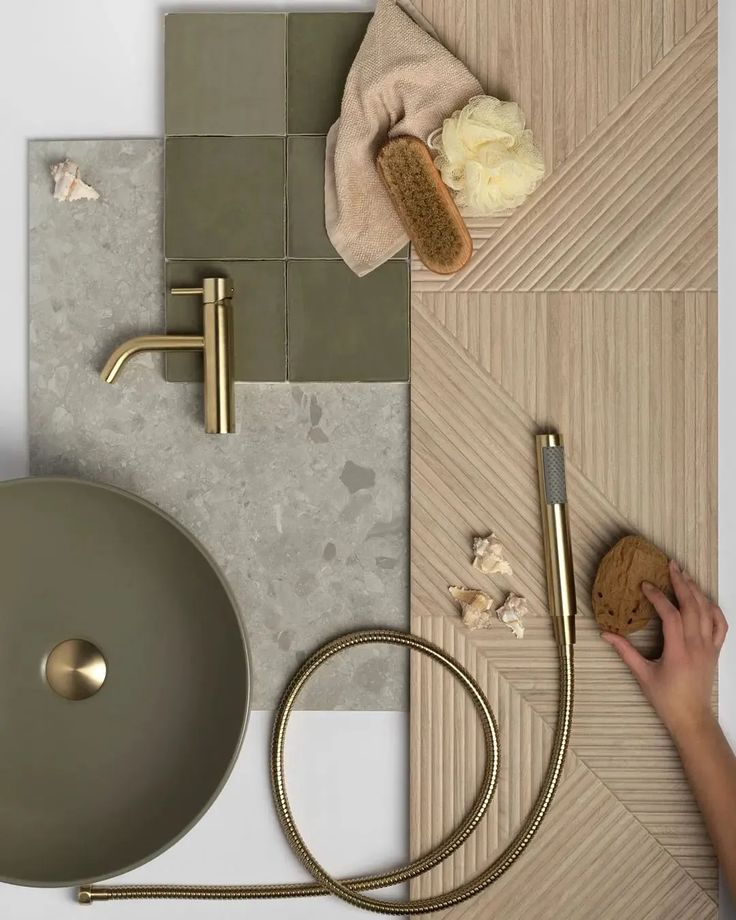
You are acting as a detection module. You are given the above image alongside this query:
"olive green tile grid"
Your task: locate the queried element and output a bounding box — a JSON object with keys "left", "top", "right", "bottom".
{"left": 165, "top": 136, "right": 286, "bottom": 260}
{"left": 165, "top": 13, "right": 287, "bottom": 136}
{"left": 166, "top": 261, "right": 287, "bottom": 383}
{"left": 286, "top": 136, "right": 409, "bottom": 261}
{"left": 286, "top": 13, "right": 372, "bottom": 135}
{"left": 164, "top": 11, "right": 410, "bottom": 385}
{"left": 288, "top": 261, "right": 410, "bottom": 383}
{"left": 165, "top": 12, "right": 371, "bottom": 138}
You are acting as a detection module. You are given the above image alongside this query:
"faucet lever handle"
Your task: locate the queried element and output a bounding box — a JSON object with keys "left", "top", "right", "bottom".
{"left": 170, "top": 287, "right": 204, "bottom": 296}
{"left": 171, "top": 279, "right": 233, "bottom": 305}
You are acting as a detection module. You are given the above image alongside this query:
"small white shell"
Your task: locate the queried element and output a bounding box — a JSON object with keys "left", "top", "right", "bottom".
{"left": 496, "top": 592, "right": 528, "bottom": 639}
{"left": 472, "top": 533, "right": 512, "bottom": 576}
{"left": 51, "top": 159, "right": 100, "bottom": 202}
{"left": 449, "top": 585, "right": 495, "bottom": 630}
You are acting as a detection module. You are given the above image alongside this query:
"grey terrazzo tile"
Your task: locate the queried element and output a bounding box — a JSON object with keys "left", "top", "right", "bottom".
{"left": 28, "top": 139, "right": 408, "bottom": 711}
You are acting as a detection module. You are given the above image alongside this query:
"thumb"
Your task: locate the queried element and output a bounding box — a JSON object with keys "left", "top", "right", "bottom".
{"left": 601, "top": 632, "right": 651, "bottom": 686}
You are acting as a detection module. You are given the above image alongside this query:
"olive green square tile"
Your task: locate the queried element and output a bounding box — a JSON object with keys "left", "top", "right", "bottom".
{"left": 165, "top": 137, "right": 285, "bottom": 260}
{"left": 287, "top": 136, "right": 338, "bottom": 259}
{"left": 287, "top": 13, "right": 371, "bottom": 135}
{"left": 165, "top": 261, "right": 286, "bottom": 382}
{"left": 287, "top": 261, "right": 409, "bottom": 382}
{"left": 165, "top": 13, "right": 286, "bottom": 136}
{"left": 287, "top": 136, "right": 409, "bottom": 260}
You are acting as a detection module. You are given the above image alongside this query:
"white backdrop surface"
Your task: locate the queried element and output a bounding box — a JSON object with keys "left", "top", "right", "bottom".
{"left": 0, "top": 1, "right": 733, "bottom": 917}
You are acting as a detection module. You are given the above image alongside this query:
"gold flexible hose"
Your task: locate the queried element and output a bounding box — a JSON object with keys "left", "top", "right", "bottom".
{"left": 79, "top": 629, "right": 574, "bottom": 912}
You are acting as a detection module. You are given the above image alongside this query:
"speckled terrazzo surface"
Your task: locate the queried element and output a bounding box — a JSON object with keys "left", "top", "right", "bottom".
{"left": 28, "top": 139, "right": 409, "bottom": 710}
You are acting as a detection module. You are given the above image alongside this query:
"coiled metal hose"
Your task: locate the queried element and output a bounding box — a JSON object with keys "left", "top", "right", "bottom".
{"left": 80, "top": 628, "right": 574, "bottom": 912}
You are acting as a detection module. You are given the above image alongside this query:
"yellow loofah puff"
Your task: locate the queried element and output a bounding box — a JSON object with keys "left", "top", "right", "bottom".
{"left": 428, "top": 95, "right": 545, "bottom": 216}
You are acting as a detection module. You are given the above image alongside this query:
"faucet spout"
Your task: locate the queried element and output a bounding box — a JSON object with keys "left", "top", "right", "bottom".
{"left": 101, "top": 335, "right": 204, "bottom": 383}
{"left": 100, "top": 277, "right": 235, "bottom": 434}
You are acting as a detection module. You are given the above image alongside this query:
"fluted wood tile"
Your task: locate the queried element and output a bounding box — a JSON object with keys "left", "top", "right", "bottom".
{"left": 411, "top": 616, "right": 717, "bottom": 919}
{"left": 410, "top": 3, "right": 716, "bottom": 293}
{"left": 418, "top": 291, "right": 718, "bottom": 590}
{"left": 410, "top": 292, "right": 717, "bottom": 916}
{"left": 409, "top": 3, "right": 717, "bottom": 915}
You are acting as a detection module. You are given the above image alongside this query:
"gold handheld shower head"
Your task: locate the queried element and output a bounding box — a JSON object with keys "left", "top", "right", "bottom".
{"left": 536, "top": 432, "right": 577, "bottom": 647}
{"left": 80, "top": 434, "right": 577, "bottom": 911}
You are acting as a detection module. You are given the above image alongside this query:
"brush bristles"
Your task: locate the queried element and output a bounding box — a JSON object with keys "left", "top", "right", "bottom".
{"left": 376, "top": 136, "right": 472, "bottom": 275}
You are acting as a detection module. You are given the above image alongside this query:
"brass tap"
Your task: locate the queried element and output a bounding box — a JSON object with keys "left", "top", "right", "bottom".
{"left": 101, "top": 277, "right": 235, "bottom": 434}
{"left": 535, "top": 432, "right": 577, "bottom": 647}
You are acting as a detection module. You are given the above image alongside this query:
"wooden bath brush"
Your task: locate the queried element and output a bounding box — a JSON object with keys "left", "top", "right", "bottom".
{"left": 376, "top": 136, "right": 472, "bottom": 274}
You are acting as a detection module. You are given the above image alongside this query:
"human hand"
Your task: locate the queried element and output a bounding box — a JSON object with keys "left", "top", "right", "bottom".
{"left": 601, "top": 560, "right": 728, "bottom": 745}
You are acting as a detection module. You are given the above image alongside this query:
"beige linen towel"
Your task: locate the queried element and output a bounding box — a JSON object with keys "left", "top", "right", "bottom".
{"left": 325, "top": 0, "right": 482, "bottom": 277}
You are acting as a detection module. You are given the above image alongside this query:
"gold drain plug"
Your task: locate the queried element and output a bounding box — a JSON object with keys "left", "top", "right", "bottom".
{"left": 45, "top": 639, "right": 107, "bottom": 701}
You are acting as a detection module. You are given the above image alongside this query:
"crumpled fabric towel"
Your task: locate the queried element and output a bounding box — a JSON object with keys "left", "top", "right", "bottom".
{"left": 324, "top": 0, "right": 482, "bottom": 277}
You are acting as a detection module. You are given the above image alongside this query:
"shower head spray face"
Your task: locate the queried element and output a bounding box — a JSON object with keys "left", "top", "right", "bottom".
{"left": 540, "top": 444, "right": 567, "bottom": 504}
{"left": 536, "top": 433, "right": 577, "bottom": 646}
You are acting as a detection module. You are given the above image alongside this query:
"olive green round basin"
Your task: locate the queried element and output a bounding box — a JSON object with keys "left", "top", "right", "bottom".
{"left": 0, "top": 478, "right": 249, "bottom": 887}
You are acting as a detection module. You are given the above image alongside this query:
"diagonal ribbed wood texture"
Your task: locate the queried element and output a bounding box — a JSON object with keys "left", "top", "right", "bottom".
{"left": 408, "top": 5, "right": 717, "bottom": 914}
{"left": 410, "top": 3, "right": 717, "bottom": 292}
{"left": 410, "top": 294, "right": 718, "bottom": 916}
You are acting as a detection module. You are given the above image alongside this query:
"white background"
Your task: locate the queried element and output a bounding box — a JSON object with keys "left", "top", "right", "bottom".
{"left": 0, "top": 1, "right": 733, "bottom": 918}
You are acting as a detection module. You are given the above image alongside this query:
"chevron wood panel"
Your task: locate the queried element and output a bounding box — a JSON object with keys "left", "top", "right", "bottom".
{"left": 410, "top": 2, "right": 717, "bottom": 292}
{"left": 419, "top": 291, "right": 718, "bottom": 590}
{"left": 410, "top": 618, "right": 716, "bottom": 920}
{"left": 409, "top": 289, "right": 718, "bottom": 917}
{"left": 409, "top": 2, "right": 717, "bottom": 915}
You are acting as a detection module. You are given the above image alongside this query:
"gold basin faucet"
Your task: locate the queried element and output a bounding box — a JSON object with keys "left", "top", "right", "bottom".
{"left": 101, "top": 277, "right": 235, "bottom": 434}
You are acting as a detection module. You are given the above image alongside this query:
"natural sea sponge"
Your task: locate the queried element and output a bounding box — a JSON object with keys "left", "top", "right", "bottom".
{"left": 592, "top": 535, "right": 671, "bottom": 635}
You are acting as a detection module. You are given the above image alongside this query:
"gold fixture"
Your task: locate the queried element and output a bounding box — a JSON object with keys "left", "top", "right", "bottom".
{"left": 79, "top": 437, "right": 577, "bottom": 911}
{"left": 45, "top": 639, "right": 107, "bottom": 701}
{"left": 536, "top": 432, "right": 576, "bottom": 647}
{"left": 78, "top": 629, "right": 573, "bottom": 910}
{"left": 101, "top": 277, "right": 235, "bottom": 434}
